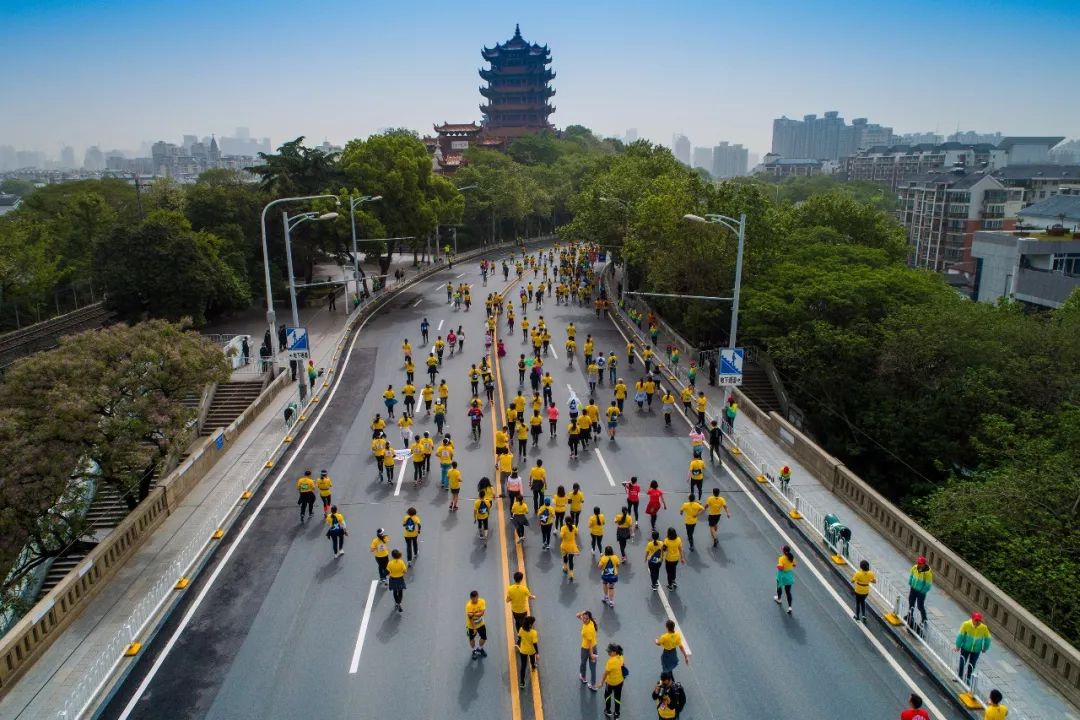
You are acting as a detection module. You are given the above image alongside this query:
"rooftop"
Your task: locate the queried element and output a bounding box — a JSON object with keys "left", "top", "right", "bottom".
{"left": 991, "top": 164, "right": 1080, "bottom": 181}
{"left": 434, "top": 122, "right": 482, "bottom": 134}
{"left": 996, "top": 136, "right": 1065, "bottom": 151}
{"left": 899, "top": 170, "right": 1000, "bottom": 190}
{"left": 1017, "top": 194, "right": 1080, "bottom": 223}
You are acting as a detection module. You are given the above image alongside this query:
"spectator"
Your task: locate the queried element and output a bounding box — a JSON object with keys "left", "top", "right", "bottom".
{"left": 955, "top": 612, "right": 992, "bottom": 684}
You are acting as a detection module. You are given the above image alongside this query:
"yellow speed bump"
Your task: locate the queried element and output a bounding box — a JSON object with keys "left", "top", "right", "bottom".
{"left": 264, "top": 460, "right": 274, "bottom": 469}
{"left": 755, "top": 474, "right": 768, "bottom": 484}
{"left": 212, "top": 529, "right": 225, "bottom": 540}
{"left": 830, "top": 554, "right": 847, "bottom": 565}
{"left": 284, "top": 435, "right": 294, "bottom": 443}
{"left": 124, "top": 642, "right": 142, "bottom": 656}
{"left": 788, "top": 509, "right": 803, "bottom": 520}
{"left": 241, "top": 490, "right": 253, "bottom": 500}
{"left": 883, "top": 612, "right": 903, "bottom": 626}
{"left": 175, "top": 577, "right": 190, "bottom": 590}
{"left": 958, "top": 693, "right": 984, "bottom": 710}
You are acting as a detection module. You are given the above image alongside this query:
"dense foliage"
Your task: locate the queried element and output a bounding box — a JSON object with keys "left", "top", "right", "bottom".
{"left": 564, "top": 142, "right": 1080, "bottom": 644}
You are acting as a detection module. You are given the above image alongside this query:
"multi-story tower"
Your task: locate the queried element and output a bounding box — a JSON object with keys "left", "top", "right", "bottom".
{"left": 479, "top": 25, "right": 555, "bottom": 137}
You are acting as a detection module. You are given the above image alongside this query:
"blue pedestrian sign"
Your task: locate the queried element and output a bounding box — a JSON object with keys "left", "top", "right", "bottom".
{"left": 286, "top": 326, "right": 309, "bottom": 360}
{"left": 719, "top": 348, "right": 744, "bottom": 386}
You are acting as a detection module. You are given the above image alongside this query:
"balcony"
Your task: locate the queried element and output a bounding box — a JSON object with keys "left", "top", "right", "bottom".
{"left": 1014, "top": 267, "right": 1080, "bottom": 308}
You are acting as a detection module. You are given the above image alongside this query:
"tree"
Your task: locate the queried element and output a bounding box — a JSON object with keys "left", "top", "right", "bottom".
{"left": 251, "top": 137, "right": 343, "bottom": 196}
{"left": 93, "top": 211, "right": 250, "bottom": 325}
{"left": 0, "top": 179, "right": 36, "bottom": 197}
{"left": 0, "top": 216, "right": 60, "bottom": 314}
{"left": 144, "top": 177, "right": 186, "bottom": 213}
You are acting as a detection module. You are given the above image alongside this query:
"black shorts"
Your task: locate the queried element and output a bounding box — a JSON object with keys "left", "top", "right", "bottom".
{"left": 467, "top": 625, "right": 488, "bottom": 641}
{"left": 708, "top": 515, "right": 721, "bottom": 527}
{"left": 451, "top": 488, "right": 460, "bottom": 496}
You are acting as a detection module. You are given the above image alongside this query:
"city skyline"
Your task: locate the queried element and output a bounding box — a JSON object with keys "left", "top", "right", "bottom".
{"left": 2, "top": 0, "right": 1078, "bottom": 159}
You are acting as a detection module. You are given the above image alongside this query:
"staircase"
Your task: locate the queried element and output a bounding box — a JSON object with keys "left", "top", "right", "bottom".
{"left": 200, "top": 381, "right": 264, "bottom": 436}
{"left": 741, "top": 360, "right": 783, "bottom": 415}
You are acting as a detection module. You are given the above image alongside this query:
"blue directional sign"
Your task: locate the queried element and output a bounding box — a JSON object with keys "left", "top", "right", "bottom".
{"left": 286, "top": 326, "right": 309, "bottom": 360}
{"left": 719, "top": 347, "right": 744, "bottom": 386}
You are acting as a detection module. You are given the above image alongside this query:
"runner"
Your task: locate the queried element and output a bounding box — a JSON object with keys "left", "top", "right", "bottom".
{"left": 516, "top": 616, "right": 539, "bottom": 689}
{"left": 530, "top": 409, "right": 543, "bottom": 448}
{"left": 587, "top": 506, "right": 606, "bottom": 555}
{"left": 420, "top": 318, "right": 430, "bottom": 345}
{"left": 687, "top": 455, "right": 705, "bottom": 499}
{"left": 613, "top": 378, "right": 627, "bottom": 413}
{"left": 402, "top": 507, "right": 421, "bottom": 565}
{"left": 326, "top": 505, "right": 347, "bottom": 558}
{"left": 387, "top": 549, "right": 407, "bottom": 613}
{"left": 473, "top": 486, "right": 492, "bottom": 543}
{"left": 370, "top": 528, "right": 390, "bottom": 585}
{"left": 567, "top": 416, "right": 580, "bottom": 459}
{"left": 707, "top": 420, "right": 722, "bottom": 462}
{"left": 775, "top": 544, "right": 796, "bottom": 614}
{"left": 600, "top": 644, "right": 626, "bottom": 719}
{"left": 383, "top": 384, "right": 398, "bottom": 418}
{"left": 851, "top": 559, "right": 877, "bottom": 622}
{"left": 606, "top": 400, "right": 620, "bottom": 440}
{"left": 560, "top": 521, "right": 580, "bottom": 582}
{"left": 553, "top": 486, "right": 568, "bottom": 530}
{"left": 505, "top": 467, "right": 523, "bottom": 508}
{"left": 511, "top": 495, "right": 530, "bottom": 545}
{"left": 645, "top": 480, "right": 666, "bottom": 531}
{"left": 381, "top": 442, "right": 396, "bottom": 484}
{"left": 623, "top": 477, "right": 641, "bottom": 527}
{"left": 614, "top": 507, "right": 633, "bottom": 561}
{"left": 899, "top": 694, "right": 930, "bottom": 720}
{"left": 598, "top": 545, "right": 620, "bottom": 607}
{"left": 448, "top": 461, "right": 462, "bottom": 511}
{"left": 506, "top": 571, "right": 535, "bottom": 631}
{"left": 426, "top": 353, "right": 438, "bottom": 383}
{"left": 645, "top": 530, "right": 665, "bottom": 590}
{"left": 661, "top": 388, "right": 675, "bottom": 427}
{"left": 680, "top": 494, "right": 704, "bottom": 552}
{"left": 706, "top": 487, "right": 731, "bottom": 547}
{"left": 656, "top": 620, "right": 689, "bottom": 678}
{"left": 465, "top": 590, "right": 488, "bottom": 659}
{"left": 516, "top": 419, "right": 529, "bottom": 460}
{"left": 296, "top": 470, "right": 316, "bottom": 522}
{"left": 529, "top": 460, "right": 547, "bottom": 512}
{"left": 663, "top": 527, "right": 685, "bottom": 591}
{"left": 576, "top": 610, "right": 600, "bottom": 690}
{"left": 696, "top": 392, "right": 708, "bottom": 427}
{"left": 537, "top": 497, "right": 555, "bottom": 549}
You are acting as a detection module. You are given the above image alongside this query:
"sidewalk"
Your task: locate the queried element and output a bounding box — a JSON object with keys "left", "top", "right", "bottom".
{"left": 603, "top": 265, "right": 1076, "bottom": 720}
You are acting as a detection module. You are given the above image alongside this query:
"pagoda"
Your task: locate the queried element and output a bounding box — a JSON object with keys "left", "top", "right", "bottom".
{"left": 479, "top": 24, "right": 555, "bottom": 137}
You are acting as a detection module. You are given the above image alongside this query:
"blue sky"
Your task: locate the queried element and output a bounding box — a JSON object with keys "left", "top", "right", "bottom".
{"left": 2, "top": 0, "right": 1078, "bottom": 158}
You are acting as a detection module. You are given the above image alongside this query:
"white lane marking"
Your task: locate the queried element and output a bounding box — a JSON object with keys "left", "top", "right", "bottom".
{"left": 455, "top": 272, "right": 466, "bottom": 279}
{"left": 393, "top": 455, "right": 408, "bottom": 496}
{"left": 437, "top": 319, "right": 444, "bottom": 330}
{"left": 594, "top": 448, "right": 616, "bottom": 486}
{"left": 657, "top": 587, "right": 692, "bottom": 657}
{"left": 349, "top": 580, "right": 379, "bottom": 673}
{"left": 548, "top": 345, "right": 557, "bottom": 359}
{"left": 119, "top": 289, "right": 380, "bottom": 720}
{"left": 412, "top": 297, "right": 423, "bottom": 307}
{"left": 605, "top": 307, "right": 947, "bottom": 720}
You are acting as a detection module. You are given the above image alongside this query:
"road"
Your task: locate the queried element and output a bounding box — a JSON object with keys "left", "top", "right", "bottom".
{"left": 101, "top": 246, "right": 965, "bottom": 720}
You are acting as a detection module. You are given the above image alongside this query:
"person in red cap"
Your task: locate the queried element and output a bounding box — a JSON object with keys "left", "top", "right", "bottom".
{"left": 899, "top": 693, "right": 930, "bottom": 720}
{"left": 907, "top": 556, "right": 933, "bottom": 628}
{"left": 955, "top": 612, "right": 992, "bottom": 683}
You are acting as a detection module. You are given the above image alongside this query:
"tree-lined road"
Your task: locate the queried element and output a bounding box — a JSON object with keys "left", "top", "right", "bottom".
{"left": 102, "top": 247, "right": 964, "bottom": 720}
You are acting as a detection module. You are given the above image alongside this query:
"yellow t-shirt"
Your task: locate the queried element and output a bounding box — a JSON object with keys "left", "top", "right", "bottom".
{"left": 598, "top": 553, "right": 620, "bottom": 577}
{"left": 529, "top": 466, "right": 547, "bottom": 485}
{"left": 436, "top": 445, "right": 454, "bottom": 464}
{"left": 580, "top": 620, "right": 597, "bottom": 649}
{"left": 498, "top": 453, "right": 513, "bottom": 473}
{"left": 983, "top": 705, "right": 1008, "bottom": 720}
{"left": 664, "top": 536, "right": 683, "bottom": 562}
{"left": 506, "top": 583, "right": 532, "bottom": 614}
{"left": 603, "top": 655, "right": 624, "bottom": 686}
{"left": 511, "top": 499, "right": 529, "bottom": 517}
{"left": 569, "top": 490, "right": 585, "bottom": 512}
{"left": 614, "top": 383, "right": 627, "bottom": 399}
{"left": 370, "top": 535, "right": 390, "bottom": 557}
{"left": 689, "top": 458, "right": 706, "bottom": 480}
{"left": 657, "top": 631, "right": 682, "bottom": 651}
{"left": 587, "top": 513, "right": 605, "bottom": 536}
{"left": 387, "top": 557, "right": 407, "bottom": 579}
{"left": 696, "top": 395, "right": 707, "bottom": 412}
{"left": 465, "top": 598, "right": 486, "bottom": 629}
{"left": 681, "top": 501, "right": 704, "bottom": 525}
{"left": 402, "top": 513, "right": 421, "bottom": 538}
{"left": 447, "top": 467, "right": 462, "bottom": 490}
{"left": 517, "top": 627, "right": 539, "bottom": 655}
{"left": 706, "top": 495, "right": 727, "bottom": 515}
{"left": 645, "top": 540, "right": 665, "bottom": 564}
{"left": 516, "top": 424, "right": 529, "bottom": 440}
{"left": 559, "top": 525, "right": 579, "bottom": 554}
{"left": 553, "top": 494, "right": 568, "bottom": 513}
{"left": 296, "top": 476, "right": 315, "bottom": 493}
{"left": 495, "top": 430, "right": 509, "bottom": 448}
{"left": 852, "top": 569, "right": 877, "bottom": 596}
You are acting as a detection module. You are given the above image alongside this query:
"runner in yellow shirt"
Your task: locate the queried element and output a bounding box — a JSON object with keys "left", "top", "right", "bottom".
{"left": 466, "top": 590, "right": 488, "bottom": 658}
{"left": 705, "top": 488, "right": 731, "bottom": 548}
{"left": 680, "top": 495, "right": 705, "bottom": 552}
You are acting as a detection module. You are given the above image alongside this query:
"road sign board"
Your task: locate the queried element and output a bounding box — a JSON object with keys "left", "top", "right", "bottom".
{"left": 719, "top": 347, "right": 744, "bottom": 386}
{"left": 286, "top": 326, "right": 309, "bottom": 360}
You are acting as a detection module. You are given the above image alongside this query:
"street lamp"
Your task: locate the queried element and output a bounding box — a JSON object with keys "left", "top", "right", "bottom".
{"left": 259, "top": 194, "right": 340, "bottom": 371}
{"left": 283, "top": 210, "right": 338, "bottom": 400}
{"left": 683, "top": 212, "right": 747, "bottom": 349}
{"left": 348, "top": 194, "right": 383, "bottom": 305}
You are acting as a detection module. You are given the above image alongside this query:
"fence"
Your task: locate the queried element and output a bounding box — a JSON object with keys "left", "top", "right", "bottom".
{"left": 0, "top": 235, "right": 551, "bottom": 718}
{"left": 600, "top": 264, "right": 1073, "bottom": 718}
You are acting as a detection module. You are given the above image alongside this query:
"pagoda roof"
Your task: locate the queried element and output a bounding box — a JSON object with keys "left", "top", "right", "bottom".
{"left": 481, "top": 24, "right": 550, "bottom": 60}
{"left": 434, "top": 122, "right": 482, "bottom": 133}
{"left": 476, "top": 137, "right": 506, "bottom": 147}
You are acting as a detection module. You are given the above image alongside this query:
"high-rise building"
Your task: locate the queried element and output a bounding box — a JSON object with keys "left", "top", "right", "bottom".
{"left": 771, "top": 111, "right": 891, "bottom": 160}
{"left": 712, "top": 142, "right": 749, "bottom": 178}
{"left": 235, "top": 127, "right": 250, "bottom": 140}
{"left": 0, "top": 145, "right": 16, "bottom": 171}
{"left": 896, "top": 132, "right": 944, "bottom": 145}
{"left": 692, "top": 146, "right": 713, "bottom": 173}
{"left": 625, "top": 128, "right": 638, "bottom": 144}
{"left": 673, "top": 134, "right": 691, "bottom": 166}
{"left": 83, "top": 146, "right": 105, "bottom": 171}
{"left": 479, "top": 25, "right": 555, "bottom": 137}
{"left": 182, "top": 135, "right": 198, "bottom": 150}
{"left": 14, "top": 151, "right": 44, "bottom": 169}
{"left": 59, "top": 145, "right": 76, "bottom": 169}
{"left": 949, "top": 130, "right": 1004, "bottom": 146}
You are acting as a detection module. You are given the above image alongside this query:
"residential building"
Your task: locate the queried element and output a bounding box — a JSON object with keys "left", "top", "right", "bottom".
{"left": 15, "top": 151, "right": 44, "bottom": 169}
{"left": 897, "top": 170, "right": 1023, "bottom": 276}
{"left": 949, "top": 130, "right": 1003, "bottom": 146}
{"left": 0, "top": 145, "right": 14, "bottom": 171}
{"left": 673, "top": 134, "right": 690, "bottom": 166}
{"left": 846, "top": 142, "right": 1006, "bottom": 190}
{"left": 997, "top": 136, "right": 1064, "bottom": 165}
{"left": 712, "top": 142, "right": 749, "bottom": 178}
{"left": 972, "top": 231, "right": 1080, "bottom": 308}
{"left": 1016, "top": 194, "right": 1080, "bottom": 232}
{"left": 83, "top": 146, "right": 105, "bottom": 171}
{"left": 771, "top": 111, "right": 892, "bottom": 161}
{"left": 59, "top": 146, "right": 76, "bottom": 169}
{"left": 692, "top": 146, "right": 713, "bottom": 172}
{"left": 991, "top": 164, "right": 1080, "bottom": 206}
{"left": 896, "top": 132, "right": 944, "bottom": 146}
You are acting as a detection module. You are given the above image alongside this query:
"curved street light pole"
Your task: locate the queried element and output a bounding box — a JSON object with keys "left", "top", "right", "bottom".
{"left": 348, "top": 194, "right": 383, "bottom": 305}
{"left": 259, "top": 194, "right": 340, "bottom": 371}
{"left": 283, "top": 210, "right": 338, "bottom": 400}
{"left": 684, "top": 212, "right": 747, "bottom": 349}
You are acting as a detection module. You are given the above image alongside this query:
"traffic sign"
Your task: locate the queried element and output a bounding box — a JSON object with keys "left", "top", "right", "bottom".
{"left": 719, "top": 347, "right": 744, "bottom": 386}
{"left": 286, "top": 326, "right": 309, "bottom": 361}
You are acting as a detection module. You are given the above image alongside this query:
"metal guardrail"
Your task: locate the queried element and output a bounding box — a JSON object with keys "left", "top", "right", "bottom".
{"left": 601, "top": 265, "right": 1032, "bottom": 719}
{"left": 53, "top": 236, "right": 554, "bottom": 719}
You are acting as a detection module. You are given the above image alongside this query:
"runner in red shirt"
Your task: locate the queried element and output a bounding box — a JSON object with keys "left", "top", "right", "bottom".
{"left": 899, "top": 694, "right": 930, "bottom": 720}
{"left": 644, "top": 480, "right": 666, "bottom": 532}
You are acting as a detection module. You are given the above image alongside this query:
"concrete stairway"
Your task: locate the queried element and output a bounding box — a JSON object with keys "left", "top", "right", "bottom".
{"left": 200, "top": 381, "right": 264, "bottom": 436}
{"left": 740, "top": 360, "right": 783, "bottom": 415}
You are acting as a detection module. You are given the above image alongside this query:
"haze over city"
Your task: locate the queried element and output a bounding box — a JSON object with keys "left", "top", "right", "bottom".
{"left": 2, "top": 0, "right": 1078, "bottom": 158}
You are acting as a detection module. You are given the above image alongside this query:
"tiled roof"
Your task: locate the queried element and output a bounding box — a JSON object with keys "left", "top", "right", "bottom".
{"left": 1017, "top": 194, "right": 1080, "bottom": 222}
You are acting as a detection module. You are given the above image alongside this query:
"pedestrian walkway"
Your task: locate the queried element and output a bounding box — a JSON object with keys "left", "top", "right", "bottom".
{"left": 601, "top": 264, "right": 1077, "bottom": 720}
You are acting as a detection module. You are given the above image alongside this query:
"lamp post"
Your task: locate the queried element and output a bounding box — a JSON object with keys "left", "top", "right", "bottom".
{"left": 683, "top": 212, "right": 746, "bottom": 349}
{"left": 259, "top": 194, "right": 340, "bottom": 372}
{"left": 283, "top": 210, "right": 339, "bottom": 400}
{"left": 348, "top": 194, "right": 383, "bottom": 307}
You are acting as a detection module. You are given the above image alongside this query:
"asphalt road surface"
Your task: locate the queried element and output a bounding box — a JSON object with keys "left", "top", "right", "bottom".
{"left": 101, "top": 247, "right": 965, "bottom": 720}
